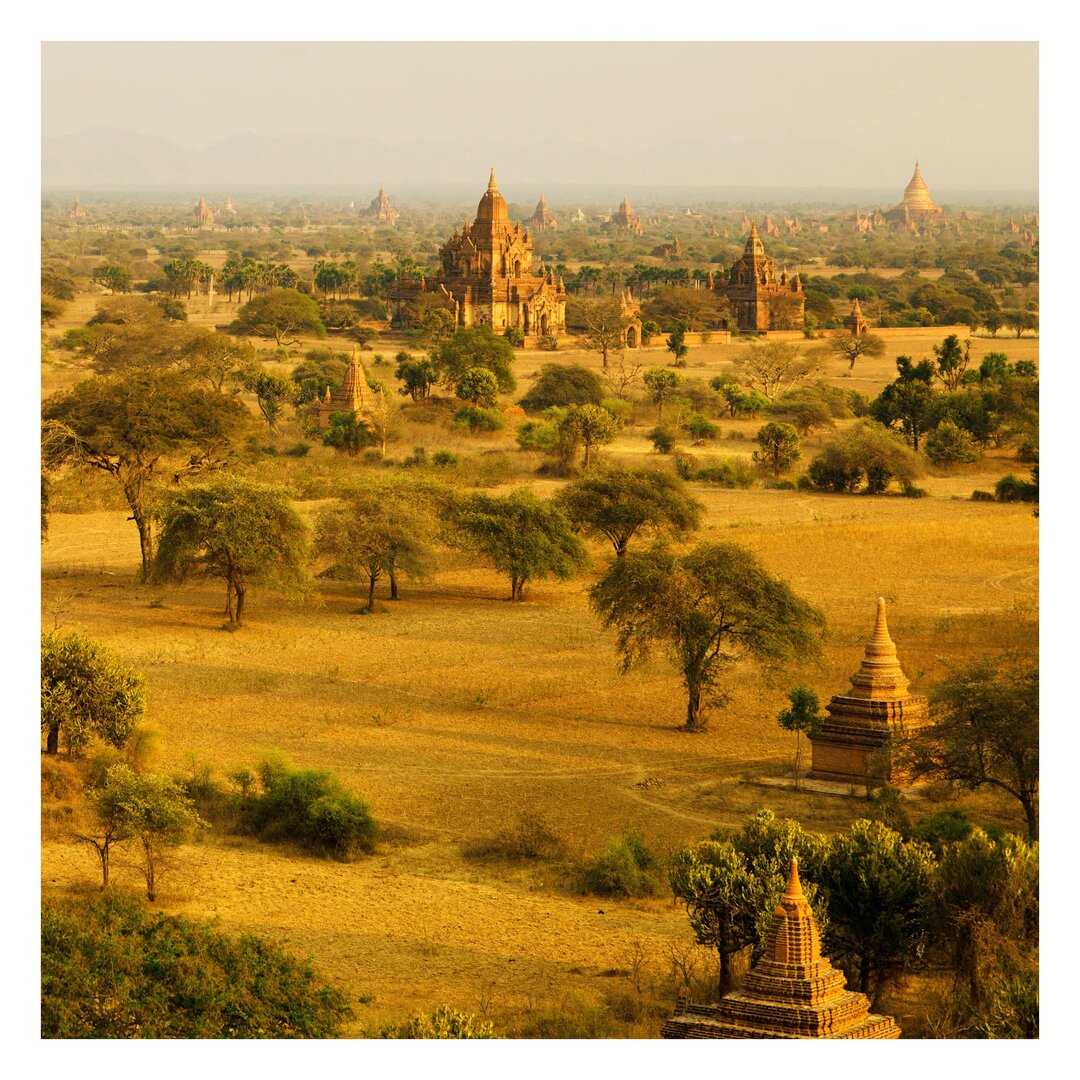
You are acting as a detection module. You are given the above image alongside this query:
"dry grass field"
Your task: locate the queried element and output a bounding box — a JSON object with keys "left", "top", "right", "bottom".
{"left": 40, "top": 300, "right": 1038, "bottom": 1036}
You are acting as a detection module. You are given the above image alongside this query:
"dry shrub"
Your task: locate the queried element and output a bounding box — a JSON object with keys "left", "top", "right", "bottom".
{"left": 42, "top": 756, "right": 82, "bottom": 801}
{"left": 463, "top": 812, "right": 564, "bottom": 861}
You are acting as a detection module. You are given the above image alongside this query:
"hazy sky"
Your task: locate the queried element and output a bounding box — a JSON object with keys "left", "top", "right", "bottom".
{"left": 42, "top": 41, "right": 1038, "bottom": 189}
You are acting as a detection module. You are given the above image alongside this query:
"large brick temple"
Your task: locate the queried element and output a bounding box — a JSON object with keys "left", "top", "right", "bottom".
{"left": 662, "top": 860, "right": 901, "bottom": 1039}
{"left": 390, "top": 169, "right": 567, "bottom": 340}
{"left": 717, "top": 222, "right": 805, "bottom": 332}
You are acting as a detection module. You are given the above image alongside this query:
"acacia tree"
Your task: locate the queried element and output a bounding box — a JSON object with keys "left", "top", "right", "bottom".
{"left": 432, "top": 326, "right": 516, "bottom": 394}
{"left": 899, "top": 653, "right": 1038, "bottom": 839}
{"left": 578, "top": 298, "right": 628, "bottom": 369}
{"left": 589, "top": 542, "right": 825, "bottom": 731}
{"left": 230, "top": 289, "right": 326, "bottom": 346}
{"left": 554, "top": 467, "right": 702, "bottom": 558}
{"left": 643, "top": 367, "right": 682, "bottom": 420}
{"left": 733, "top": 341, "right": 820, "bottom": 398}
{"left": 41, "top": 632, "right": 146, "bottom": 756}
{"left": 238, "top": 364, "right": 297, "bottom": 431}
{"left": 42, "top": 374, "right": 250, "bottom": 578}
{"left": 869, "top": 358, "right": 937, "bottom": 452}
{"left": 752, "top": 422, "right": 801, "bottom": 477}
{"left": 559, "top": 404, "right": 622, "bottom": 467}
{"left": 452, "top": 489, "right": 590, "bottom": 601}
{"left": 315, "top": 483, "right": 437, "bottom": 609}
{"left": 152, "top": 477, "right": 312, "bottom": 626}
{"left": 817, "top": 330, "right": 887, "bottom": 374}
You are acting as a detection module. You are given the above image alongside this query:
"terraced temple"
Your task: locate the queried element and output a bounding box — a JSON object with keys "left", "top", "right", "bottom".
{"left": 662, "top": 860, "right": 901, "bottom": 1039}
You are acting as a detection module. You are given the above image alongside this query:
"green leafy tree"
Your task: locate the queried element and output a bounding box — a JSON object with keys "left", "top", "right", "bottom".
{"left": 394, "top": 352, "right": 440, "bottom": 402}
{"left": 1004, "top": 310, "right": 1037, "bottom": 338}
{"left": 96, "top": 764, "right": 206, "bottom": 901}
{"left": 181, "top": 331, "right": 256, "bottom": 393}
{"left": 239, "top": 364, "right": 297, "bottom": 430}
{"left": 808, "top": 422, "right": 922, "bottom": 494}
{"left": 752, "top": 422, "right": 801, "bottom": 477}
{"left": 776, "top": 685, "right": 824, "bottom": 789}
{"left": 899, "top": 653, "right": 1038, "bottom": 839}
{"left": 519, "top": 363, "right": 605, "bottom": 411}
{"left": 91, "top": 262, "right": 131, "bottom": 295}
{"left": 643, "top": 367, "right": 682, "bottom": 420}
{"left": 869, "top": 357, "right": 938, "bottom": 452}
{"left": 321, "top": 411, "right": 374, "bottom": 456}
{"left": 42, "top": 375, "right": 249, "bottom": 578}
{"left": 817, "top": 820, "right": 936, "bottom": 1007}
{"left": 152, "top": 477, "right": 312, "bottom": 626}
{"left": 42, "top": 895, "right": 352, "bottom": 1037}
{"left": 315, "top": 483, "right": 437, "bottom": 610}
{"left": 230, "top": 289, "right": 326, "bottom": 346}
{"left": 589, "top": 542, "right": 825, "bottom": 731}
{"left": 432, "top": 326, "right": 516, "bottom": 394}
{"left": 933, "top": 334, "right": 970, "bottom": 391}
{"left": 41, "top": 632, "right": 146, "bottom": 756}
{"left": 559, "top": 403, "right": 622, "bottom": 467}
{"left": 555, "top": 467, "right": 703, "bottom": 558}
{"left": 925, "top": 420, "right": 981, "bottom": 466}
{"left": 666, "top": 321, "right": 689, "bottom": 365}
{"left": 291, "top": 349, "right": 348, "bottom": 405}
{"left": 455, "top": 366, "right": 500, "bottom": 407}
{"left": 452, "top": 489, "right": 590, "bottom": 601}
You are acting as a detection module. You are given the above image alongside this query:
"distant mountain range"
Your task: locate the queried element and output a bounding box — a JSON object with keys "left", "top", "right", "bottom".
{"left": 41, "top": 128, "right": 1037, "bottom": 207}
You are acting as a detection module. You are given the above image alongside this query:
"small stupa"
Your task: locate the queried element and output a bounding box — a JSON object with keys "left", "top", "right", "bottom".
{"left": 662, "top": 860, "right": 901, "bottom": 1039}
{"left": 808, "top": 598, "right": 929, "bottom": 784}
{"left": 845, "top": 297, "right": 870, "bottom": 337}
{"left": 308, "top": 344, "right": 369, "bottom": 430}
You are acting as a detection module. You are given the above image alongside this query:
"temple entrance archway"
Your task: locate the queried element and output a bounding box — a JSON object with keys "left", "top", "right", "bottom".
{"left": 540, "top": 313, "right": 549, "bottom": 335}
{"left": 626, "top": 325, "right": 639, "bottom": 348}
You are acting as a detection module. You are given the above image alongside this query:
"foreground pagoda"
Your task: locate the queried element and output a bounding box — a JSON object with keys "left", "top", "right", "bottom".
{"left": 807, "top": 598, "right": 929, "bottom": 784}
{"left": 662, "top": 860, "right": 900, "bottom": 1039}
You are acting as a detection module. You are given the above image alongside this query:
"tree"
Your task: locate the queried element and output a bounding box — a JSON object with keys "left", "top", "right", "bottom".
{"left": 322, "top": 409, "right": 374, "bottom": 457}
{"left": 152, "top": 476, "right": 312, "bottom": 626}
{"left": 560, "top": 403, "right": 622, "bottom": 467}
{"left": 589, "top": 542, "right": 825, "bottom": 731}
{"left": 238, "top": 364, "right": 297, "bottom": 430}
{"left": 291, "top": 349, "right": 348, "bottom": 405}
{"left": 666, "top": 321, "right": 689, "bottom": 365}
{"left": 42, "top": 375, "right": 249, "bottom": 578}
{"left": 733, "top": 341, "right": 820, "bottom": 398}
{"left": 394, "top": 352, "right": 440, "bottom": 402}
{"left": 869, "top": 358, "right": 938, "bottom": 452}
{"left": 94, "top": 764, "right": 206, "bottom": 901}
{"left": 816, "top": 330, "right": 887, "bottom": 375}
{"left": 432, "top": 326, "right": 516, "bottom": 394}
{"left": 452, "top": 489, "right": 590, "bottom": 601}
{"left": 925, "top": 420, "right": 981, "bottom": 466}
{"left": 642, "top": 286, "right": 728, "bottom": 332}
{"left": 577, "top": 298, "right": 628, "bottom": 369}
{"left": 315, "top": 483, "right": 437, "bottom": 609}
{"left": 752, "top": 422, "right": 801, "bottom": 477}
{"left": 817, "top": 820, "right": 936, "bottom": 1007}
{"left": 455, "top": 366, "right": 500, "bottom": 407}
{"left": 1004, "top": 310, "right": 1037, "bottom": 338}
{"left": 41, "top": 632, "right": 146, "bottom": 756}
{"left": 982, "top": 310, "right": 1004, "bottom": 338}
{"left": 555, "top": 467, "right": 702, "bottom": 559}
{"left": 519, "top": 363, "right": 605, "bottom": 411}
{"left": 181, "top": 331, "right": 256, "bottom": 393}
{"left": 776, "top": 685, "right": 824, "bottom": 790}
{"left": 808, "top": 422, "right": 922, "bottom": 494}
{"left": 230, "top": 289, "right": 326, "bottom": 346}
{"left": 91, "top": 262, "right": 131, "bottom": 295}
{"left": 643, "top": 367, "right": 682, "bottom": 420}
{"left": 933, "top": 334, "right": 970, "bottom": 391}
{"left": 364, "top": 386, "right": 401, "bottom": 458}
{"left": 899, "top": 653, "right": 1038, "bottom": 839}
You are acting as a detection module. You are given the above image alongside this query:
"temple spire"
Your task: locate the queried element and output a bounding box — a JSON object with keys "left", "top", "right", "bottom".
{"left": 488, "top": 167, "right": 498, "bottom": 192}
{"left": 783, "top": 858, "right": 804, "bottom": 901}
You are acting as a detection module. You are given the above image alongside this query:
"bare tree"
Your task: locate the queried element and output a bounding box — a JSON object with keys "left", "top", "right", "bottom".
{"left": 732, "top": 341, "right": 820, "bottom": 399}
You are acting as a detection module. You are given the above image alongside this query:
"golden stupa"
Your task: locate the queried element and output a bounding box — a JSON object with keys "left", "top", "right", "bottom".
{"left": 807, "top": 598, "right": 929, "bottom": 783}
{"left": 886, "top": 162, "right": 946, "bottom": 223}
{"left": 662, "top": 860, "right": 901, "bottom": 1039}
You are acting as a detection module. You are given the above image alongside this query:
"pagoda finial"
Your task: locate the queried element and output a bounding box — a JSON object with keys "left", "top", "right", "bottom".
{"left": 488, "top": 167, "right": 498, "bottom": 192}
{"left": 783, "top": 858, "right": 805, "bottom": 901}
{"left": 872, "top": 596, "right": 890, "bottom": 644}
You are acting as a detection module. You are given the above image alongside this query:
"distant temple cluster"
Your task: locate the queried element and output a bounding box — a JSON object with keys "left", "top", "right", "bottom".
{"left": 390, "top": 170, "right": 567, "bottom": 340}
{"left": 607, "top": 195, "right": 644, "bottom": 235}
{"left": 663, "top": 859, "right": 901, "bottom": 1039}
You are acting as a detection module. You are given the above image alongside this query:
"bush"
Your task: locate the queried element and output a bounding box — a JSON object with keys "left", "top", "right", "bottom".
{"left": 42, "top": 895, "right": 352, "bottom": 1037}
{"left": 695, "top": 460, "right": 755, "bottom": 489}
{"left": 503, "top": 326, "right": 525, "bottom": 347}
{"left": 538, "top": 334, "right": 560, "bottom": 351}
{"left": 808, "top": 422, "right": 922, "bottom": 495}
{"left": 994, "top": 473, "right": 1038, "bottom": 503}
{"left": 647, "top": 427, "right": 676, "bottom": 454}
{"left": 240, "top": 757, "right": 376, "bottom": 861}
{"left": 579, "top": 832, "right": 662, "bottom": 898}
{"left": 912, "top": 807, "right": 974, "bottom": 853}
{"left": 970, "top": 489, "right": 996, "bottom": 502}
{"left": 464, "top": 813, "right": 564, "bottom": 861}
{"left": 431, "top": 450, "right": 459, "bottom": 468}
{"left": 686, "top": 413, "right": 719, "bottom": 440}
{"left": 381, "top": 1005, "right": 494, "bottom": 1039}
{"left": 454, "top": 406, "right": 505, "bottom": 433}
{"left": 925, "top": 421, "right": 981, "bottom": 467}
{"left": 673, "top": 450, "right": 698, "bottom": 480}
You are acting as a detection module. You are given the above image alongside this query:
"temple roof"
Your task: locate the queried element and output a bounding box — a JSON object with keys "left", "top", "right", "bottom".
{"left": 900, "top": 163, "right": 939, "bottom": 210}
{"left": 844, "top": 598, "right": 911, "bottom": 701}
{"left": 476, "top": 168, "right": 509, "bottom": 223}
{"left": 743, "top": 220, "right": 766, "bottom": 258}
